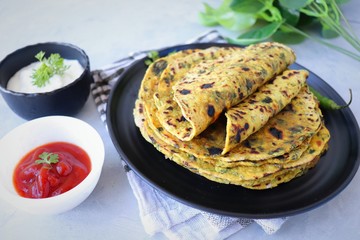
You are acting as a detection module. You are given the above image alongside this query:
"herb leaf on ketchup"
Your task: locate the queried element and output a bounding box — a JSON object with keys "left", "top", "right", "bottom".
{"left": 35, "top": 152, "right": 59, "bottom": 165}
{"left": 31, "top": 51, "right": 70, "bottom": 87}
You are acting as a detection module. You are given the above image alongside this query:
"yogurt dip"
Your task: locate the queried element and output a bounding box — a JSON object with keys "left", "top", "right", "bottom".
{"left": 7, "top": 59, "right": 84, "bottom": 94}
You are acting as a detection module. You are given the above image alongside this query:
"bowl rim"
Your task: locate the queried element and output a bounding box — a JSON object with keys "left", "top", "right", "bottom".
{"left": 0, "top": 115, "right": 105, "bottom": 214}
{"left": 0, "top": 41, "right": 90, "bottom": 97}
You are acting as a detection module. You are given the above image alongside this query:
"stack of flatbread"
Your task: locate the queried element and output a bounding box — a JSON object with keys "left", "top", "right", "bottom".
{"left": 133, "top": 42, "right": 330, "bottom": 190}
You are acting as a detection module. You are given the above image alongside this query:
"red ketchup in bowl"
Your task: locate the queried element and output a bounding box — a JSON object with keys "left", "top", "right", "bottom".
{"left": 13, "top": 142, "right": 91, "bottom": 199}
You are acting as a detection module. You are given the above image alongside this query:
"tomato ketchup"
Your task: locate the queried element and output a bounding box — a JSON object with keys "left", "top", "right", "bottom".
{"left": 13, "top": 142, "right": 91, "bottom": 199}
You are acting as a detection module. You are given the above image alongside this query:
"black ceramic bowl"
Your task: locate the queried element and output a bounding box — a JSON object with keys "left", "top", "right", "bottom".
{"left": 0, "top": 42, "right": 92, "bottom": 120}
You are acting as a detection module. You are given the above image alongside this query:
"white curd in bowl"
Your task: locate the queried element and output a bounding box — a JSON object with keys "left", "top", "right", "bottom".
{"left": 7, "top": 59, "right": 84, "bottom": 94}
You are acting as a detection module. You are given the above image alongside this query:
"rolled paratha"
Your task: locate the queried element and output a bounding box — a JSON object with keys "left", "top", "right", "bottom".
{"left": 164, "top": 42, "right": 295, "bottom": 141}
{"left": 153, "top": 46, "right": 241, "bottom": 110}
{"left": 222, "top": 69, "right": 308, "bottom": 154}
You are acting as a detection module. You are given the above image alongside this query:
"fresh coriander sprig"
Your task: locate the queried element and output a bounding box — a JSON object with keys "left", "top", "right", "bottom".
{"left": 35, "top": 152, "right": 59, "bottom": 165}
{"left": 198, "top": 0, "right": 356, "bottom": 110}
{"left": 31, "top": 51, "right": 70, "bottom": 87}
{"left": 199, "top": 0, "right": 360, "bottom": 61}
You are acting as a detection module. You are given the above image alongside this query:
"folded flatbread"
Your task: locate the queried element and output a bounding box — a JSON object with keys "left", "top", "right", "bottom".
{"left": 160, "top": 42, "right": 295, "bottom": 141}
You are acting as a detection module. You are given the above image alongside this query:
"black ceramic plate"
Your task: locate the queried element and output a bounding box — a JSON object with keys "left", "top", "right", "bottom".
{"left": 107, "top": 43, "right": 360, "bottom": 218}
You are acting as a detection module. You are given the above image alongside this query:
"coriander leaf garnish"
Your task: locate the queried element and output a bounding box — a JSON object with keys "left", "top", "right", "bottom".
{"left": 145, "top": 51, "right": 160, "bottom": 66}
{"left": 35, "top": 152, "right": 59, "bottom": 165}
{"left": 145, "top": 50, "right": 177, "bottom": 66}
{"left": 31, "top": 51, "right": 70, "bottom": 87}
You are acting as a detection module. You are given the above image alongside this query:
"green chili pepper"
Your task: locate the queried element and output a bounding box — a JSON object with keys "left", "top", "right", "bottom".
{"left": 309, "top": 86, "right": 352, "bottom": 110}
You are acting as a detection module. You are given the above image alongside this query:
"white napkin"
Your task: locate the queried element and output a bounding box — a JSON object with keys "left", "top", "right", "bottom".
{"left": 91, "top": 30, "right": 288, "bottom": 239}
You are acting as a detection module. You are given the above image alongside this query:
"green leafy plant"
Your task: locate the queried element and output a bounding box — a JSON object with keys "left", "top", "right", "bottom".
{"left": 35, "top": 152, "right": 59, "bottom": 165}
{"left": 199, "top": 0, "right": 360, "bottom": 61}
{"left": 31, "top": 51, "right": 70, "bottom": 87}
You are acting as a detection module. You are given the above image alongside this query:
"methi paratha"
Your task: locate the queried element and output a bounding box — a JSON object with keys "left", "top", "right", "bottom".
{"left": 222, "top": 69, "right": 308, "bottom": 154}
{"left": 138, "top": 43, "right": 308, "bottom": 160}
{"left": 136, "top": 84, "right": 327, "bottom": 185}
{"left": 163, "top": 42, "right": 295, "bottom": 141}
{"left": 182, "top": 126, "right": 328, "bottom": 188}
{"left": 135, "top": 49, "right": 198, "bottom": 136}
{"left": 153, "top": 46, "right": 240, "bottom": 109}
{"left": 214, "top": 137, "right": 312, "bottom": 168}
{"left": 141, "top": 110, "right": 329, "bottom": 188}
{"left": 216, "top": 86, "right": 322, "bottom": 162}
{"left": 133, "top": 43, "right": 329, "bottom": 189}
{"left": 140, "top": 84, "right": 321, "bottom": 162}
{"left": 154, "top": 47, "right": 243, "bottom": 140}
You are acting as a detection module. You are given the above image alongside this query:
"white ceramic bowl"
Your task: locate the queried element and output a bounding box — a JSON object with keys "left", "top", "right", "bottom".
{"left": 0, "top": 116, "right": 104, "bottom": 215}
